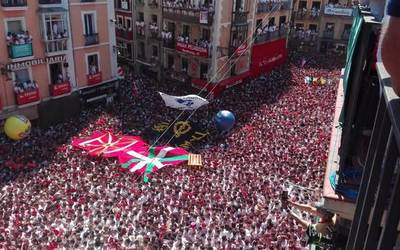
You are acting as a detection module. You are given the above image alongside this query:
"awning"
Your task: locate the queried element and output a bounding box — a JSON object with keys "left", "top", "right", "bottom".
{"left": 38, "top": 7, "right": 68, "bottom": 13}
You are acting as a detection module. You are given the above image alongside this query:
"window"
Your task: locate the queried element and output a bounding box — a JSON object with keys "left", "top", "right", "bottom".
{"left": 152, "top": 45, "right": 158, "bottom": 57}
{"left": 295, "top": 23, "right": 304, "bottom": 30}
{"left": 299, "top": 1, "right": 307, "bottom": 9}
{"left": 167, "top": 54, "right": 174, "bottom": 69}
{"left": 279, "top": 16, "right": 286, "bottom": 26}
{"left": 326, "top": 23, "right": 334, "bottom": 32}
{"left": 138, "top": 12, "right": 144, "bottom": 22}
{"left": 117, "top": 16, "right": 123, "bottom": 28}
{"left": 200, "top": 63, "right": 208, "bottom": 80}
{"left": 49, "top": 63, "right": 64, "bottom": 84}
{"left": 182, "top": 24, "right": 190, "bottom": 38}
{"left": 181, "top": 58, "right": 188, "bottom": 72}
{"left": 151, "top": 15, "right": 157, "bottom": 23}
{"left": 120, "top": 0, "right": 129, "bottom": 10}
{"left": 44, "top": 14, "right": 68, "bottom": 40}
{"left": 138, "top": 42, "right": 145, "bottom": 59}
{"left": 268, "top": 17, "right": 275, "bottom": 27}
{"left": 127, "top": 43, "right": 132, "bottom": 58}
{"left": 234, "top": 0, "right": 244, "bottom": 11}
{"left": 202, "top": 28, "right": 210, "bottom": 41}
{"left": 125, "top": 18, "right": 132, "bottom": 31}
{"left": 15, "top": 69, "right": 30, "bottom": 83}
{"left": 83, "top": 13, "right": 96, "bottom": 35}
{"left": 6, "top": 20, "right": 24, "bottom": 34}
{"left": 311, "top": 1, "right": 320, "bottom": 8}
{"left": 256, "top": 19, "right": 262, "bottom": 31}
{"left": 87, "top": 54, "right": 99, "bottom": 75}
{"left": 309, "top": 24, "right": 317, "bottom": 31}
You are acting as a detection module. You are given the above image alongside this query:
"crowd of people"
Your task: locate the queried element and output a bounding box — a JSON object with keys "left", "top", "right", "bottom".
{"left": 13, "top": 80, "right": 39, "bottom": 95}
{"left": 6, "top": 31, "right": 33, "bottom": 46}
{"left": 162, "top": 0, "right": 214, "bottom": 11}
{"left": 0, "top": 51, "right": 344, "bottom": 249}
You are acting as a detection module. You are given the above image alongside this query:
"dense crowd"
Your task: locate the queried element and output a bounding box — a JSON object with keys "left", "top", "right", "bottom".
{"left": 162, "top": 0, "right": 214, "bottom": 10}
{"left": 0, "top": 51, "right": 344, "bottom": 249}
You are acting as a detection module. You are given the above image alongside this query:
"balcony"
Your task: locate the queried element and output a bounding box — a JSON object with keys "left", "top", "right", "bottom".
{"left": 148, "top": 0, "right": 158, "bottom": 8}
{"left": 232, "top": 11, "right": 249, "bottom": 25}
{"left": 81, "top": 0, "right": 96, "bottom": 2}
{"left": 1, "top": 0, "right": 27, "bottom": 10}
{"left": 39, "top": 0, "right": 61, "bottom": 4}
{"left": 8, "top": 43, "right": 33, "bottom": 59}
{"left": 116, "top": 28, "right": 134, "bottom": 40}
{"left": 149, "top": 27, "right": 160, "bottom": 40}
{"left": 50, "top": 82, "right": 71, "bottom": 97}
{"left": 14, "top": 81, "right": 40, "bottom": 105}
{"left": 162, "top": 6, "right": 214, "bottom": 25}
{"left": 87, "top": 72, "right": 102, "bottom": 85}
{"left": 324, "top": 4, "right": 354, "bottom": 17}
{"left": 257, "top": 1, "right": 291, "bottom": 13}
{"left": 175, "top": 41, "right": 210, "bottom": 58}
{"left": 294, "top": 9, "right": 321, "bottom": 20}
{"left": 84, "top": 33, "right": 99, "bottom": 46}
{"left": 163, "top": 39, "right": 175, "bottom": 49}
{"left": 254, "top": 28, "right": 287, "bottom": 44}
{"left": 164, "top": 69, "right": 190, "bottom": 83}
{"left": 322, "top": 30, "right": 334, "bottom": 39}
{"left": 44, "top": 39, "right": 68, "bottom": 54}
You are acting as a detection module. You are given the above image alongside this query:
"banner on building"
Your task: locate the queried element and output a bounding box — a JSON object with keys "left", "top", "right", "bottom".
{"left": 199, "top": 11, "right": 209, "bottom": 24}
{"left": 250, "top": 38, "right": 288, "bottom": 76}
{"left": 176, "top": 42, "right": 209, "bottom": 58}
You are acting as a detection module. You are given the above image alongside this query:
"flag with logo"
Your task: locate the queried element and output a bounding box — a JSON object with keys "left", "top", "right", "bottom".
{"left": 159, "top": 92, "right": 209, "bottom": 110}
{"left": 119, "top": 146, "right": 189, "bottom": 182}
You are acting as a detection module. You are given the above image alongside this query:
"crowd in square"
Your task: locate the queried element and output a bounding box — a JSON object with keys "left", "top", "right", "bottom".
{"left": 0, "top": 51, "right": 344, "bottom": 249}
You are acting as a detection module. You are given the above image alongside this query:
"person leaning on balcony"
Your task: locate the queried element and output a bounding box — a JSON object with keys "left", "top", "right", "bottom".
{"left": 380, "top": 0, "right": 400, "bottom": 96}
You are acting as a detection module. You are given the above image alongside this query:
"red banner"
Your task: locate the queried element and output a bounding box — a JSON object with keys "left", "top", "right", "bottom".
{"left": 87, "top": 72, "right": 103, "bottom": 85}
{"left": 234, "top": 43, "right": 248, "bottom": 57}
{"left": 16, "top": 89, "right": 40, "bottom": 105}
{"left": 50, "top": 82, "right": 71, "bottom": 97}
{"left": 250, "top": 38, "right": 288, "bottom": 76}
{"left": 176, "top": 42, "right": 209, "bottom": 58}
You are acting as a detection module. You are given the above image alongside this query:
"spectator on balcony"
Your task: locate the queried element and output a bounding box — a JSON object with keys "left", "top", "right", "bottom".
{"left": 90, "top": 63, "right": 98, "bottom": 75}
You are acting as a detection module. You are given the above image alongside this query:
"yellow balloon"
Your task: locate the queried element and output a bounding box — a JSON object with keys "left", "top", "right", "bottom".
{"left": 4, "top": 115, "right": 31, "bottom": 140}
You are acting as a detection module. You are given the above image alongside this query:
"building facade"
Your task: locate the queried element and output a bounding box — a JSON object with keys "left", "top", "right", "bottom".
{"left": 115, "top": 0, "right": 134, "bottom": 69}
{"left": 291, "top": 0, "right": 353, "bottom": 52}
{"left": 0, "top": 0, "right": 118, "bottom": 125}
{"left": 160, "top": 0, "right": 291, "bottom": 95}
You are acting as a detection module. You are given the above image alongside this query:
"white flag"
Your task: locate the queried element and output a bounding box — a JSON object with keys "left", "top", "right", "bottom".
{"left": 159, "top": 92, "right": 209, "bottom": 110}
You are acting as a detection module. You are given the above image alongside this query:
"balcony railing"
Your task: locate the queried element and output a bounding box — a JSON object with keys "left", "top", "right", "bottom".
{"left": 1, "top": 0, "right": 27, "bottom": 8}
{"left": 84, "top": 33, "right": 99, "bottom": 46}
{"left": 87, "top": 72, "right": 102, "bottom": 85}
{"left": 8, "top": 43, "right": 33, "bottom": 59}
{"left": 116, "top": 28, "right": 133, "bottom": 40}
{"left": 175, "top": 41, "right": 210, "bottom": 58}
{"left": 148, "top": 0, "right": 158, "bottom": 8}
{"left": 163, "top": 39, "right": 175, "bottom": 49}
{"left": 15, "top": 87, "right": 40, "bottom": 105}
{"left": 50, "top": 82, "right": 71, "bottom": 97}
{"left": 162, "top": 6, "right": 214, "bottom": 25}
{"left": 44, "top": 39, "right": 68, "bottom": 54}
{"left": 39, "top": 0, "right": 61, "bottom": 4}
{"left": 232, "top": 11, "right": 249, "bottom": 25}
{"left": 254, "top": 28, "right": 287, "bottom": 44}
{"left": 294, "top": 10, "right": 321, "bottom": 20}
{"left": 322, "top": 30, "right": 334, "bottom": 39}
{"left": 257, "top": 1, "right": 291, "bottom": 13}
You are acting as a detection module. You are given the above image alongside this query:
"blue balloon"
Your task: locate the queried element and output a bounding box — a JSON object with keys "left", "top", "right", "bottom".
{"left": 214, "top": 110, "right": 236, "bottom": 131}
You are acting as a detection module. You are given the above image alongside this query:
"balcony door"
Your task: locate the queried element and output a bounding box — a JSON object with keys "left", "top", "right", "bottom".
{"left": 87, "top": 54, "right": 99, "bottom": 75}
{"left": 49, "top": 63, "right": 64, "bottom": 84}
{"left": 6, "top": 19, "right": 24, "bottom": 34}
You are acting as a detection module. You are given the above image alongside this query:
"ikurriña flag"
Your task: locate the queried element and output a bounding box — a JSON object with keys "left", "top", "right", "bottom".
{"left": 119, "top": 146, "right": 189, "bottom": 182}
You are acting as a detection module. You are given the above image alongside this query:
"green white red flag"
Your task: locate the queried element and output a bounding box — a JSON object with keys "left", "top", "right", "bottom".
{"left": 119, "top": 146, "right": 189, "bottom": 182}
